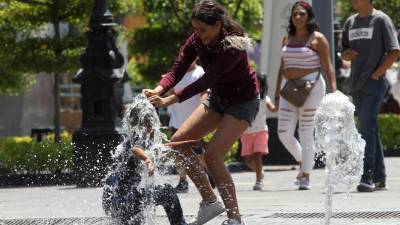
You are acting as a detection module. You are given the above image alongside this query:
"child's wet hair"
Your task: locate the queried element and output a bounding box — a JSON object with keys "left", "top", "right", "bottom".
{"left": 127, "top": 102, "right": 154, "bottom": 128}
{"left": 123, "top": 94, "right": 160, "bottom": 133}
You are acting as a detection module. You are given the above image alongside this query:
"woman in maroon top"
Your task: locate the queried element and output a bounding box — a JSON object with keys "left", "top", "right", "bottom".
{"left": 144, "top": 1, "right": 258, "bottom": 225}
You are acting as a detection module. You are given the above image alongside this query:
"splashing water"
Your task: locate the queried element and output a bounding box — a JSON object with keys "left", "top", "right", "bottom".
{"left": 315, "top": 91, "right": 365, "bottom": 225}
{"left": 102, "top": 94, "right": 176, "bottom": 225}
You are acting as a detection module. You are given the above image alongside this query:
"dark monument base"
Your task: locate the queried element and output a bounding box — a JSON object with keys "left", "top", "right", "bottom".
{"left": 73, "top": 129, "right": 121, "bottom": 187}
{"left": 264, "top": 118, "right": 297, "bottom": 165}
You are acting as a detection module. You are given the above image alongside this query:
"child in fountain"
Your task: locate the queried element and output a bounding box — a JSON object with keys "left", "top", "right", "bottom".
{"left": 102, "top": 96, "right": 188, "bottom": 225}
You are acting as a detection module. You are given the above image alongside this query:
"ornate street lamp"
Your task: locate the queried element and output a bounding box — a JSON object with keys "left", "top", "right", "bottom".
{"left": 72, "top": 0, "right": 130, "bottom": 187}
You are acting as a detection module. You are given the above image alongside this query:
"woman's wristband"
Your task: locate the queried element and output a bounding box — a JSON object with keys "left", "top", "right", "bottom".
{"left": 274, "top": 96, "right": 280, "bottom": 101}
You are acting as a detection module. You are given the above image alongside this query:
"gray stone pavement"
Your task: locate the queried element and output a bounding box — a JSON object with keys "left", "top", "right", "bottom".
{"left": 1, "top": 157, "right": 400, "bottom": 225}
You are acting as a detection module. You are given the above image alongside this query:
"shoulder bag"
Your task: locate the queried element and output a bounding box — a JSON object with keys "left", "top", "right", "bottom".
{"left": 280, "top": 72, "right": 320, "bottom": 107}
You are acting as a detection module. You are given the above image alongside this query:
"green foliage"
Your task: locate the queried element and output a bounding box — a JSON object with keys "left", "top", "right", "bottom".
{"left": 378, "top": 114, "right": 400, "bottom": 150}
{"left": 336, "top": 0, "right": 400, "bottom": 28}
{"left": 355, "top": 114, "right": 400, "bottom": 151}
{"left": 129, "top": 0, "right": 263, "bottom": 84}
{"left": 202, "top": 132, "right": 240, "bottom": 163}
{"left": 164, "top": 130, "right": 240, "bottom": 163}
{"left": 0, "top": 69, "right": 35, "bottom": 96}
{"left": 0, "top": 0, "right": 135, "bottom": 94}
{"left": 0, "top": 132, "right": 73, "bottom": 174}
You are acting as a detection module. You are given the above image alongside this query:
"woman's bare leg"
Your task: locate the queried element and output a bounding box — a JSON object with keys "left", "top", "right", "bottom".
{"left": 204, "top": 114, "right": 249, "bottom": 222}
{"left": 171, "top": 104, "right": 222, "bottom": 203}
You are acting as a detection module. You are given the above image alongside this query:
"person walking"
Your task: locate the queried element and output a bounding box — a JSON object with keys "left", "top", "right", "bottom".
{"left": 143, "top": 1, "right": 259, "bottom": 224}
{"left": 167, "top": 60, "right": 209, "bottom": 193}
{"left": 341, "top": 0, "right": 400, "bottom": 192}
{"left": 241, "top": 74, "right": 277, "bottom": 191}
{"left": 274, "top": 1, "right": 337, "bottom": 190}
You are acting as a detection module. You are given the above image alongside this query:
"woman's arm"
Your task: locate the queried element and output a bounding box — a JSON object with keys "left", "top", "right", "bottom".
{"left": 274, "top": 36, "right": 288, "bottom": 105}
{"left": 317, "top": 33, "right": 337, "bottom": 92}
{"left": 148, "top": 88, "right": 209, "bottom": 107}
{"left": 149, "top": 48, "right": 243, "bottom": 107}
{"left": 158, "top": 34, "right": 199, "bottom": 93}
{"left": 144, "top": 34, "right": 198, "bottom": 99}
{"left": 274, "top": 59, "right": 284, "bottom": 106}
{"left": 148, "top": 93, "right": 179, "bottom": 107}
{"left": 175, "top": 49, "right": 243, "bottom": 102}
{"left": 143, "top": 85, "right": 165, "bottom": 98}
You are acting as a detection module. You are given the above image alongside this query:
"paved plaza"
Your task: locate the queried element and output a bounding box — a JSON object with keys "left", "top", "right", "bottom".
{"left": 1, "top": 158, "right": 400, "bottom": 225}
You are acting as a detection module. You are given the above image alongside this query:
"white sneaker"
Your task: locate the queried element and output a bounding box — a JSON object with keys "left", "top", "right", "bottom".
{"left": 294, "top": 170, "right": 303, "bottom": 185}
{"left": 189, "top": 200, "right": 225, "bottom": 225}
{"left": 221, "top": 218, "right": 247, "bottom": 225}
{"left": 253, "top": 181, "right": 263, "bottom": 191}
{"left": 294, "top": 177, "right": 301, "bottom": 186}
{"left": 298, "top": 177, "right": 311, "bottom": 190}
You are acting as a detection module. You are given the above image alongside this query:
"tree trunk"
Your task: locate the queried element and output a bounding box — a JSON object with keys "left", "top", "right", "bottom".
{"left": 53, "top": 8, "right": 61, "bottom": 142}
{"left": 54, "top": 71, "right": 61, "bottom": 142}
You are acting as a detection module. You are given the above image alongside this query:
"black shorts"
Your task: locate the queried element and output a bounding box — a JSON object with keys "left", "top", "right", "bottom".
{"left": 203, "top": 93, "right": 260, "bottom": 125}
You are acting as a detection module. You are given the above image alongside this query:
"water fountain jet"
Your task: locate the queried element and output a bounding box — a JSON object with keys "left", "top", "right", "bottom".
{"left": 315, "top": 91, "right": 365, "bottom": 225}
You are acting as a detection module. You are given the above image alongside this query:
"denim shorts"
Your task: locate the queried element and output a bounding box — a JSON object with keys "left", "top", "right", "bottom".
{"left": 203, "top": 93, "right": 260, "bottom": 125}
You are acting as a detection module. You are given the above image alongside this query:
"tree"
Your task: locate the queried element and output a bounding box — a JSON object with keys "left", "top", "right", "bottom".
{"left": 128, "top": 0, "right": 263, "bottom": 84}
{"left": 336, "top": 0, "right": 400, "bottom": 28}
{"left": 0, "top": 0, "right": 135, "bottom": 141}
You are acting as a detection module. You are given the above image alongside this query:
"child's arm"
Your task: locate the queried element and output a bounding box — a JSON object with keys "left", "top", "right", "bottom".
{"left": 132, "top": 146, "right": 155, "bottom": 176}
{"left": 265, "top": 96, "right": 278, "bottom": 112}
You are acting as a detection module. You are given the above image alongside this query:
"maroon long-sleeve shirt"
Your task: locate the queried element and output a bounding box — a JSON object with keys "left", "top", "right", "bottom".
{"left": 159, "top": 31, "right": 259, "bottom": 106}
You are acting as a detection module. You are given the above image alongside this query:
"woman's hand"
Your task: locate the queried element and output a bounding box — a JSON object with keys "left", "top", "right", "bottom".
{"left": 142, "top": 89, "right": 159, "bottom": 98}
{"left": 148, "top": 94, "right": 179, "bottom": 108}
{"left": 144, "top": 159, "right": 155, "bottom": 176}
{"left": 148, "top": 95, "right": 169, "bottom": 107}
{"left": 142, "top": 85, "right": 165, "bottom": 98}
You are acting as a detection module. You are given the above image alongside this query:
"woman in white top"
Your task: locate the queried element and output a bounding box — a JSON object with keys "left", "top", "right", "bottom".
{"left": 274, "top": 1, "right": 336, "bottom": 190}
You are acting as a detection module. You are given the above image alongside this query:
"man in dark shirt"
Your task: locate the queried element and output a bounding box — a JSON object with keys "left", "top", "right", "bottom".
{"left": 342, "top": 0, "right": 400, "bottom": 192}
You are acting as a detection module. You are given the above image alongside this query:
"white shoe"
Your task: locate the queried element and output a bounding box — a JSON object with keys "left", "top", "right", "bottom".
{"left": 253, "top": 181, "right": 263, "bottom": 191}
{"left": 294, "top": 177, "right": 301, "bottom": 186}
{"left": 221, "top": 218, "right": 247, "bottom": 225}
{"left": 298, "top": 177, "right": 311, "bottom": 190}
{"left": 189, "top": 200, "right": 225, "bottom": 225}
{"left": 294, "top": 170, "right": 303, "bottom": 185}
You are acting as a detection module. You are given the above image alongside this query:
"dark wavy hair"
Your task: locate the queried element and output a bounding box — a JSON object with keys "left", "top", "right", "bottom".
{"left": 287, "top": 1, "right": 319, "bottom": 37}
{"left": 191, "top": 0, "right": 244, "bottom": 35}
{"left": 257, "top": 73, "right": 268, "bottom": 99}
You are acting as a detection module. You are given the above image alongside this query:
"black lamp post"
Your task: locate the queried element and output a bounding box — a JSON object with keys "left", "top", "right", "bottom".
{"left": 72, "top": 0, "right": 130, "bottom": 187}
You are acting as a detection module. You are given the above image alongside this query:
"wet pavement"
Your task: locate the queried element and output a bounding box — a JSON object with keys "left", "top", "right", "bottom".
{"left": 1, "top": 157, "right": 400, "bottom": 225}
